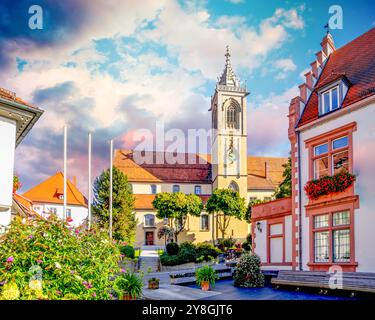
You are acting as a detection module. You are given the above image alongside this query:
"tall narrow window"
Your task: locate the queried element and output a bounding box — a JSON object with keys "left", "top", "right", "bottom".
{"left": 200, "top": 214, "right": 209, "bottom": 231}
{"left": 194, "top": 185, "right": 202, "bottom": 195}
{"left": 151, "top": 184, "right": 157, "bottom": 194}
{"left": 226, "top": 105, "right": 238, "bottom": 129}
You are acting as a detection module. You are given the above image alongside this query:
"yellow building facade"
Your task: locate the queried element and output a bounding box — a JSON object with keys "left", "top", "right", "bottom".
{"left": 115, "top": 48, "right": 287, "bottom": 248}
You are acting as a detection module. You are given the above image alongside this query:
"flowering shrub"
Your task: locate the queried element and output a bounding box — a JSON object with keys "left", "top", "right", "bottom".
{"left": 233, "top": 253, "right": 264, "bottom": 288}
{"left": 304, "top": 172, "right": 356, "bottom": 200}
{"left": 0, "top": 215, "right": 121, "bottom": 300}
{"left": 13, "top": 175, "right": 22, "bottom": 193}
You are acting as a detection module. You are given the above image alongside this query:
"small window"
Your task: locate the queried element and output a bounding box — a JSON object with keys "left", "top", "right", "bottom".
{"left": 333, "top": 211, "right": 350, "bottom": 227}
{"left": 332, "top": 150, "right": 349, "bottom": 175}
{"left": 151, "top": 185, "right": 157, "bottom": 194}
{"left": 314, "top": 156, "right": 329, "bottom": 179}
{"left": 314, "top": 231, "right": 329, "bottom": 262}
{"left": 314, "top": 143, "right": 328, "bottom": 156}
{"left": 263, "top": 197, "right": 272, "bottom": 202}
{"left": 249, "top": 197, "right": 257, "bottom": 202}
{"left": 194, "top": 185, "right": 202, "bottom": 195}
{"left": 144, "top": 214, "right": 155, "bottom": 227}
{"left": 172, "top": 185, "right": 180, "bottom": 193}
{"left": 320, "top": 86, "right": 340, "bottom": 115}
{"left": 200, "top": 214, "right": 209, "bottom": 231}
{"left": 332, "top": 136, "right": 348, "bottom": 150}
{"left": 66, "top": 209, "right": 72, "bottom": 218}
{"left": 314, "top": 214, "right": 329, "bottom": 228}
{"left": 48, "top": 207, "right": 57, "bottom": 214}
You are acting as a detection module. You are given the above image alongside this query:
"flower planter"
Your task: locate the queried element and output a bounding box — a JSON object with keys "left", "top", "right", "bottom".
{"left": 201, "top": 281, "right": 210, "bottom": 291}
{"left": 122, "top": 293, "right": 136, "bottom": 300}
{"left": 148, "top": 280, "right": 159, "bottom": 290}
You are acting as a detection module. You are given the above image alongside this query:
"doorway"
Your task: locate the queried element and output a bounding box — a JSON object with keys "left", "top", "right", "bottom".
{"left": 145, "top": 231, "right": 154, "bottom": 246}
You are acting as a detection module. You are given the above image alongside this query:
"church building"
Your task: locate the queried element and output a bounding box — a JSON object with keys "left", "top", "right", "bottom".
{"left": 115, "top": 48, "right": 287, "bottom": 247}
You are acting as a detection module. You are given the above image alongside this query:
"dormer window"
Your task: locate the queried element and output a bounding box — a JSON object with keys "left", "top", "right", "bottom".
{"left": 318, "top": 78, "right": 349, "bottom": 116}
{"left": 322, "top": 86, "right": 339, "bottom": 114}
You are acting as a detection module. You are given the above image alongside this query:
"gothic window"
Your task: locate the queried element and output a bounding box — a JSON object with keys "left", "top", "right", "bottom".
{"left": 225, "top": 100, "right": 240, "bottom": 129}
{"left": 228, "top": 181, "right": 239, "bottom": 192}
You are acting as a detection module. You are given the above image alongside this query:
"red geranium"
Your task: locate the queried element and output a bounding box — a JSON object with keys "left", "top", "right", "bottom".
{"left": 304, "top": 171, "right": 356, "bottom": 200}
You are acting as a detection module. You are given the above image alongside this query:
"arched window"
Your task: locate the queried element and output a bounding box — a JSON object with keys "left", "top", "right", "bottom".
{"left": 228, "top": 181, "right": 239, "bottom": 192}
{"left": 225, "top": 100, "right": 240, "bottom": 129}
{"left": 144, "top": 214, "right": 155, "bottom": 227}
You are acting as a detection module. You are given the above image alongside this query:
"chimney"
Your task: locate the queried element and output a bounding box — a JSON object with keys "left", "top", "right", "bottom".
{"left": 265, "top": 161, "right": 270, "bottom": 180}
{"left": 73, "top": 176, "right": 77, "bottom": 186}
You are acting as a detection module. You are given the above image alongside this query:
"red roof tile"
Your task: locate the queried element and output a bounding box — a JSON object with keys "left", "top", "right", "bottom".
{"left": 298, "top": 27, "right": 375, "bottom": 127}
{"left": 116, "top": 150, "right": 287, "bottom": 191}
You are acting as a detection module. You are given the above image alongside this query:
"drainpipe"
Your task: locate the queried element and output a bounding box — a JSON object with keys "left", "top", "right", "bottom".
{"left": 297, "top": 130, "right": 303, "bottom": 271}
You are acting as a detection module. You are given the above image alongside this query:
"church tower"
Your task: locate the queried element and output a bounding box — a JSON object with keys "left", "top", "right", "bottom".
{"left": 210, "top": 46, "right": 249, "bottom": 198}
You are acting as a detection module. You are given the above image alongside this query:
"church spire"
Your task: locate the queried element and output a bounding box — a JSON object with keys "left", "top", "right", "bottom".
{"left": 218, "top": 45, "right": 240, "bottom": 87}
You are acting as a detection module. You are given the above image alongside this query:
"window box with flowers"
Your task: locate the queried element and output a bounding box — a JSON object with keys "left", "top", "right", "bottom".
{"left": 304, "top": 171, "right": 356, "bottom": 201}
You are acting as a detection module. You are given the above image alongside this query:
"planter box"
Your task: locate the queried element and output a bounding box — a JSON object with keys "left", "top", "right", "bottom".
{"left": 161, "top": 260, "right": 216, "bottom": 272}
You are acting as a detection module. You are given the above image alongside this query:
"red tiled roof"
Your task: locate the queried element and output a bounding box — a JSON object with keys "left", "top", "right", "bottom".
{"left": 22, "top": 172, "right": 88, "bottom": 207}
{"left": 134, "top": 194, "right": 211, "bottom": 210}
{"left": 116, "top": 150, "right": 287, "bottom": 191}
{"left": 0, "top": 87, "right": 38, "bottom": 110}
{"left": 114, "top": 150, "right": 211, "bottom": 184}
{"left": 298, "top": 27, "right": 375, "bottom": 127}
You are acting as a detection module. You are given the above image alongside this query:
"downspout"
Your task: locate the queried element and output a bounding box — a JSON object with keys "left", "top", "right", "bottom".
{"left": 297, "top": 130, "right": 303, "bottom": 271}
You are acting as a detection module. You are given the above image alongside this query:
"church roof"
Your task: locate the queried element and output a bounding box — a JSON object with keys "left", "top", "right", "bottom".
{"left": 115, "top": 150, "right": 287, "bottom": 191}
{"left": 298, "top": 27, "right": 375, "bottom": 127}
{"left": 22, "top": 172, "right": 87, "bottom": 207}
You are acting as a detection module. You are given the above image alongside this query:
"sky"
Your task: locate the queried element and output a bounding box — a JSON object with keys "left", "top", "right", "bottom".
{"left": 1, "top": 0, "right": 374, "bottom": 195}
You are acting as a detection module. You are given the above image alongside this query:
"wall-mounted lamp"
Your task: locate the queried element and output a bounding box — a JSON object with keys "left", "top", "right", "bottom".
{"left": 256, "top": 221, "right": 262, "bottom": 233}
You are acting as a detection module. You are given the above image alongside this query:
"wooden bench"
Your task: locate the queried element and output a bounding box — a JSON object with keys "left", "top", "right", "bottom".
{"left": 271, "top": 270, "right": 375, "bottom": 294}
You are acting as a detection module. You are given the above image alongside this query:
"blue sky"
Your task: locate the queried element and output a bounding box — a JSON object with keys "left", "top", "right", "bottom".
{"left": 0, "top": 0, "right": 374, "bottom": 193}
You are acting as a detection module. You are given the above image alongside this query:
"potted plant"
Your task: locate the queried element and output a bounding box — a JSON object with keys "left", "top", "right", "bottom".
{"left": 113, "top": 272, "right": 143, "bottom": 300}
{"left": 148, "top": 277, "right": 159, "bottom": 289}
{"left": 195, "top": 266, "right": 218, "bottom": 291}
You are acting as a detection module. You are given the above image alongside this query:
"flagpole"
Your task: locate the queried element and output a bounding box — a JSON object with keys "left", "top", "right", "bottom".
{"left": 63, "top": 125, "right": 67, "bottom": 221}
{"left": 88, "top": 132, "right": 92, "bottom": 229}
{"left": 109, "top": 139, "right": 113, "bottom": 240}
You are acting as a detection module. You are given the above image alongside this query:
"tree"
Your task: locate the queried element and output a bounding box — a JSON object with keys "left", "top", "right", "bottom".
{"left": 245, "top": 198, "right": 265, "bottom": 222}
{"left": 273, "top": 157, "right": 292, "bottom": 199}
{"left": 205, "top": 189, "right": 246, "bottom": 239}
{"left": 152, "top": 192, "right": 203, "bottom": 243}
{"left": 93, "top": 167, "right": 136, "bottom": 243}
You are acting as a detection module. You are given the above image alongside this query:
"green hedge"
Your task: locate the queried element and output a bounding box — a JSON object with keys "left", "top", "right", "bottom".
{"left": 160, "top": 242, "right": 221, "bottom": 266}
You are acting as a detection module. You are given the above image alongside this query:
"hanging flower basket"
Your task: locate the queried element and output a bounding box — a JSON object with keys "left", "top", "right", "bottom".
{"left": 304, "top": 172, "right": 356, "bottom": 200}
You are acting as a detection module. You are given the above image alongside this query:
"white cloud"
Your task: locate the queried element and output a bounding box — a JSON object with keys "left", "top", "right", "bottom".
{"left": 273, "top": 58, "right": 297, "bottom": 80}
{"left": 1, "top": 0, "right": 306, "bottom": 191}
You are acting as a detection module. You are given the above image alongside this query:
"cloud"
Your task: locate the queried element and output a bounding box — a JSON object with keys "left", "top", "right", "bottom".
{"left": 248, "top": 86, "right": 299, "bottom": 156}
{"left": 273, "top": 58, "right": 297, "bottom": 79}
{"left": 0, "top": 1, "right": 305, "bottom": 193}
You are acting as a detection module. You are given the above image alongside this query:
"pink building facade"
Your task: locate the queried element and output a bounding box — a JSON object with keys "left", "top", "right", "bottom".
{"left": 253, "top": 28, "right": 375, "bottom": 272}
